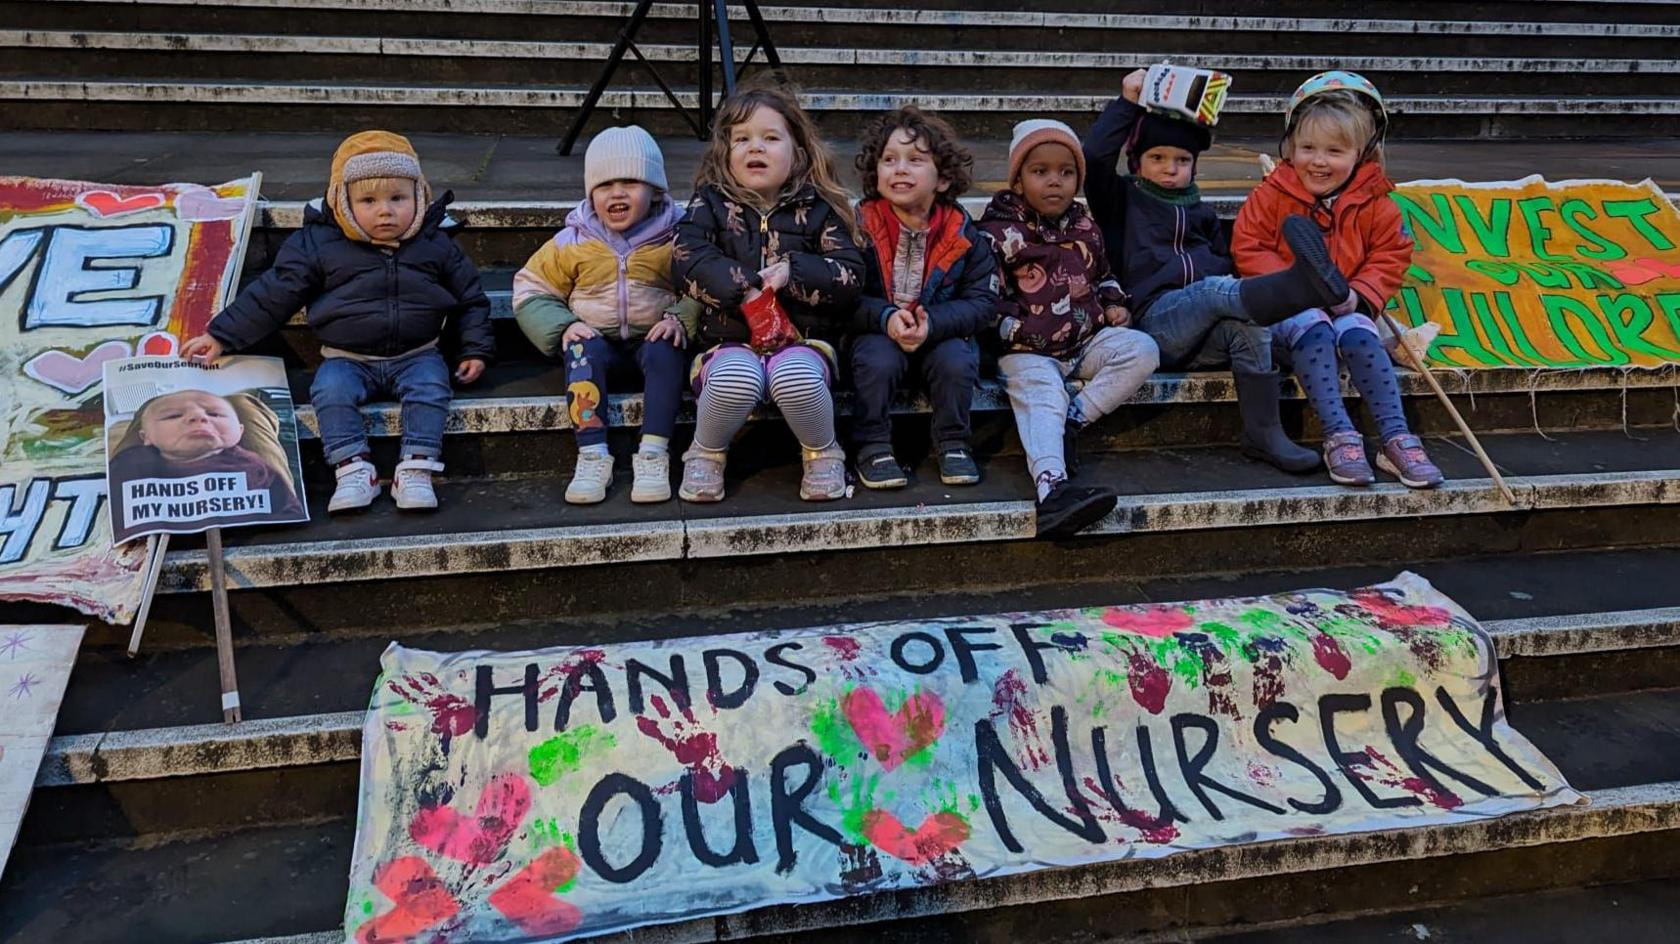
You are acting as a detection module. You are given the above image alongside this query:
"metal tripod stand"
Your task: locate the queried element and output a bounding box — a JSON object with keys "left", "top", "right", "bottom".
{"left": 558, "top": 0, "right": 783, "bottom": 155}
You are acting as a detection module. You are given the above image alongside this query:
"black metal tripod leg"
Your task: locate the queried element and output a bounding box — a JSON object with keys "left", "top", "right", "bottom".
{"left": 714, "top": 0, "right": 738, "bottom": 94}
{"left": 740, "top": 0, "right": 782, "bottom": 68}
{"left": 558, "top": 0, "right": 657, "bottom": 155}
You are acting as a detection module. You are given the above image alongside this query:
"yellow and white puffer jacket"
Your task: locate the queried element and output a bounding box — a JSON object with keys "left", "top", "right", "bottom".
{"left": 512, "top": 196, "right": 681, "bottom": 356}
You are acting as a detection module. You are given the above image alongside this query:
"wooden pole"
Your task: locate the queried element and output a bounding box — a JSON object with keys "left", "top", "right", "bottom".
{"left": 125, "top": 533, "right": 170, "bottom": 658}
{"left": 1380, "top": 311, "right": 1520, "bottom": 507}
{"left": 205, "top": 527, "right": 242, "bottom": 724}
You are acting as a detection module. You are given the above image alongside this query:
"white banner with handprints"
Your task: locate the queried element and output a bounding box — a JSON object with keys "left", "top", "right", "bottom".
{"left": 344, "top": 573, "right": 1580, "bottom": 942}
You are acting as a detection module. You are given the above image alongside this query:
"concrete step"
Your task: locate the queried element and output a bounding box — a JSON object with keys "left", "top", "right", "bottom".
{"left": 11, "top": 32, "right": 1679, "bottom": 98}
{"left": 6, "top": 79, "right": 1677, "bottom": 137}
{"left": 9, "top": 687, "right": 1680, "bottom": 943}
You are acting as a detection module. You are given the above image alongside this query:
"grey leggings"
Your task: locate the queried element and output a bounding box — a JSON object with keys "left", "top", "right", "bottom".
{"left": 693, "top": 344, "right": 836, "bottom": 452}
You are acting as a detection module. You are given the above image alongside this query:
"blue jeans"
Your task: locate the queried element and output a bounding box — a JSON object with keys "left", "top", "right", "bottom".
{"left": 310, "top": 347, "right": 452, "bottom": 464}
{"left": 562, "top": 334, "right": 686, "bottom": 448}
{"left": 1137, "top": 276, "right": 1272, "bottom": 373}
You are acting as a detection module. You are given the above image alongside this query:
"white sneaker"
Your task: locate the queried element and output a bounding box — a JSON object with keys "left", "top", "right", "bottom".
{"left": 391, "top": 457, "right": 444, "bottom": 510}
{"left": 327, "top": 458, "right": 379, "bottom": 513}
{"left": 630, "top": 450, "right": 671, "bottom": 503}
{"left": 565, "top": 451, "right": 615, "bottom": 504}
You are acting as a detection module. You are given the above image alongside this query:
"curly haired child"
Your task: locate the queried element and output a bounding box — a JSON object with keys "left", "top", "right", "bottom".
{"left": 673, "top": 81, "right": 866, "bottom": 503}
{"left": 1233, "top": 72, "right": 1444, "bottom": 488}
{"left": 850, "top": 105, "right": 998, "bottom": 489}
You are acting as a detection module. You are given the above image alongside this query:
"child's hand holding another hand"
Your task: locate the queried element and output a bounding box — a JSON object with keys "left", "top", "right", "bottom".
{"left": 887, "top": 307, "right": 929, "bottom": 353}
{"left": 455, "top": 358, "right": 485, "bottom": 384}
{"left": 1122, "top": 69, "right": 1146, "bottom": 104}
{"left": 181, "top": 334, "right": 225, "bottom": 363}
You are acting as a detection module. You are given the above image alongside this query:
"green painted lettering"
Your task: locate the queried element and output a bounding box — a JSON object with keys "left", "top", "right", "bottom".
{"left": 1597, "top": 294, "right": 1680, "bottom": 360}
{"left": 1435, "top": 288, "right": 1506, "bottom": 367}
{"left": 1558, "top": 198, "right": 1625, "bottom": 260}
{"left": 1390, "top": 192, "right": 1465, "bottom": 254}
{"left": 1540, "top": 295, "right": 1630, "bottom": 365}
{"left": 1490, "top": 291, "right": 1551, "bottom": 365}
{"left": 1516, "top": 196, "right": 1571, "bottom": 262}
{"left": 1464, "top": 259, "right": 1521, "bottom": 286}
{"left": 1557, "top": 262, "right": 1623, "bottom": 290}
{"left": 1452, "top": 195, "right": 1512, "bottom": 257}
{"left": 1656, "top": 292, "right": 1680, "bottom": 337}
{"left": 1513, "top": 263, "right": 1572, "bottom": 289}
{"left": 1467, "top": 291, "right": 1538, "bottom": 366}
{"left": 1602, "top": 198, "right": 1677, "bottom": 252}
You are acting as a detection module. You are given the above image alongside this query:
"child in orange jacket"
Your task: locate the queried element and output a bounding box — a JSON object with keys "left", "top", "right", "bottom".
{"left": 1232, "top": 72, "right": 1443, "bottom": 489}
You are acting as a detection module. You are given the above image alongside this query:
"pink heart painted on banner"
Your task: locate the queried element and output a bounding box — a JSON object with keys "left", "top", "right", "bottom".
{"left": 173, "top": 184, "right": 247, "bottom": 222}
{"left": 139, "top": 332, "right": 178, "bottom": 357}
{"left": 409, "top": 772, "right": 531, "bottom": 866}
{"left": 77, "top": 190, "right": 166, "bottom": 218}
{"left": 842, "top": 687, "right": 945, "bottom": 771}
{"left": 861, "top": 809, "right": 970, "bottom": 864}
{"left": 22, "top": 340, "right": 133, "bottom": 395}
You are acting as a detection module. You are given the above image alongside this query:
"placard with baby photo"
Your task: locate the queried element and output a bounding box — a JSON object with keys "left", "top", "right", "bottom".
{"left": 102, "top": 355, "right": 309, "bottom": 545}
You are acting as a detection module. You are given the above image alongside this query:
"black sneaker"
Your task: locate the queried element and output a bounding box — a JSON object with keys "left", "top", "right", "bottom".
{"left": 855, "top": 447, "right": 908, "bottom": 489}
{"left": 938, "top": 446, "right": 981, "bottom": 486}
{"left": 1035, "top": 481, "right": 1117, "bottom": 539}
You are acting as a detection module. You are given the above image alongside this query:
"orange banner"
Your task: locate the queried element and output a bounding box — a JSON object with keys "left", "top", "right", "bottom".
{"left": 1391, "top": 176, "right": 1680, "bottom": 369}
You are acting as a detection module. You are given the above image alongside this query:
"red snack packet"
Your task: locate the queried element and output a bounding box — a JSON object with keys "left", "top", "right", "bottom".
{"left": 741, "top": 288, "right": 803, "bottom": 354}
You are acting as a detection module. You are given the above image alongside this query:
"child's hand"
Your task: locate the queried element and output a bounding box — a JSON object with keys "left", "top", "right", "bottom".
{"left": 647, "top": 316, "right": 686, "bottom": 348}
{"left": 1330, "top": 289, "right": 1360, "bottom": 316}
{"left": 895, "top": 308, "right": 930, "bottom": 352}
{"left": 758, "top": 261, "right": 790, "bottom": 293}
{"left": 1122, "top": 69, "right": 1146, "bottom": 104}
{"left": 181, "top": 334, "right": 225, "bottom": 363}
{"left": 562, "top": 321, "right": 599, "bottom": 347}
{"left": 1103, "top": 305, "right": 1132, "bottom": 327}
{"left": 885, "top": 308, "right": 916, "bottom": 341}
{"left": 455, "top": 358, "right": 485, "bottom": 384}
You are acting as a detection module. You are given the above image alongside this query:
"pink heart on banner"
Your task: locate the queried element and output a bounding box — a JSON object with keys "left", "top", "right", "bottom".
{"left": 23, "top": 340, "right": 133, "bottom": 395}
{"left": 173, "top": 184, "right": 247, "bottom": 222}
{"left": 842, "top": 687, "right": 945, "bottom": 771}
{"left": 77, "top": 190, "right": 166, "bottom": 218}
{"left": 861, "top": 809, "right": 970, "bottom": 864}
{"left": 409, "top": 773, "right": 531, "bottom": 866}
{"left": 139, "top": 332, "right": 179, "bottom": 357}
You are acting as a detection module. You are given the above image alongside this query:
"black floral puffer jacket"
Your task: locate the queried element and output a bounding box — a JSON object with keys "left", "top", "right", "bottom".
{"left": 673, "top": 183, "right": 866, "bottom": 347}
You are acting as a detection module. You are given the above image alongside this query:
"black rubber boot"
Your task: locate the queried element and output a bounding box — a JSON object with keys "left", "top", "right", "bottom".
{"left": 1233, "top": 368, "right": 1320, "bottom": 473}
{"left": 1238, "top": 215, "right": 1351, "bottom": 325}
{"left": 1036, "top": 481, "right": 1118, "bottom": 539}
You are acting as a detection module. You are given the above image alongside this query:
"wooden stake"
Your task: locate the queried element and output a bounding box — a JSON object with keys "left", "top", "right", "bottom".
{"left": 125, "top": 534, "right": 170, "bottom": 658}
{"left": 205, "top": 528, "right": 242, "bottom": 724}
{"left": 1380, "top": 311, "right": 1520, "bottom": 507}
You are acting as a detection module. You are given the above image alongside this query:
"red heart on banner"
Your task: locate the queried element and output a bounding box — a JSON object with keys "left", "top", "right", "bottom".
{"left": 861, "top": 809, "right": 970, "bottom": 864}
{"left": 140, "top": 332, "right": 178, "bottom": 357}
{"left": 409, "top": 773, "right": 531, "bottom": 866}
{"left": 355, "top": 856, "right": 460, "bottom": 944}
{"left": 78, "top": 190, "right": 166, "bottom": 218}
{"left": 488, "top": 847, "right": 583, "bottom": 936}
{"left": 841, "top": 687, "right": 945, "bottom": 771}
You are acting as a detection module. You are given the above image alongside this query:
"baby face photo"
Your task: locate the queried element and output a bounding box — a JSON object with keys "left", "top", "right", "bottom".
{"left": 102, "top": 355, "right": 309, "bottom": 545}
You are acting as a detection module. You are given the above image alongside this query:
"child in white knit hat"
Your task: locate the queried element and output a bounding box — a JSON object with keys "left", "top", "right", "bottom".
{"left": 513, "top": 125, "right": 692, "bottom": 504}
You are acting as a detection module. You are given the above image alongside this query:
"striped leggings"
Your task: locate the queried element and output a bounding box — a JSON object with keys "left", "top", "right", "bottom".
{"left": 692, "top": 344, "right": 836, "bottom": 452}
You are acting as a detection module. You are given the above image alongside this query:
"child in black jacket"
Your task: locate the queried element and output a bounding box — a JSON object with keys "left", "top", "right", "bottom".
{"left": 183, "top": 131, "right": 493, "bottom": 513}
{"left": 1084, "top": 68, "right": 1348, "bottom": 473}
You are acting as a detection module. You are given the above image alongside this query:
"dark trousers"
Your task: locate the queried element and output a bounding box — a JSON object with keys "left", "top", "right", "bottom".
{"left": 562, "top": 334, "right": 687, "bottom": 447}
{"left": 850, "top": 333, "right": 979, "bottom": 450}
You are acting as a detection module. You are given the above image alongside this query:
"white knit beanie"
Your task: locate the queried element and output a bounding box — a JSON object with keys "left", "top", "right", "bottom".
{"left": 584, "top": 125, "right": 668, "bottom": 193}
{"left": 1007, "top": 118, "right": 1086, "bottom": 189}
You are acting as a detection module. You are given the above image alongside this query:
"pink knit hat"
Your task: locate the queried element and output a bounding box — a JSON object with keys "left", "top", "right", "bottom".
{"left": 1007, "top": 119, "right": 1086, "bottom": 190}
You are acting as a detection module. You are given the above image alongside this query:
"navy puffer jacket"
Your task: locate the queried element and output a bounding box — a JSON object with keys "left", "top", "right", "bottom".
{"left": 208, "top": 192, "right": 494, "bottom": 363}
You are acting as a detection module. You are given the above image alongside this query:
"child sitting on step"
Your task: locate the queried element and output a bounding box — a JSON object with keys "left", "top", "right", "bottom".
{"left": 1233, "top": 71, "right": 1444, "bottom": 488}
{"left": 1085, "top": 67, "right": 1355, "bottom": 476}
{"left": 513, "top": 125, "right": 689, "bottom": 505}
{"left": 673, "top": 81, "right": 866, "bottom": 503}
{"left": 979, "top": 119, "right": 1161, "bottom": 539}
{"left": 183, "top": 130, "right": 493, "bottom": 513}
{"left": 850, "top": 106, "right": 998, "bottom": 490}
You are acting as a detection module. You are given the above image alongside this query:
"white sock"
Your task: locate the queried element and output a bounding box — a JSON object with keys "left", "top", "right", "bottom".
{"left": 579, "top": 442, "right": 610, "bottom": 459}
{"left": 1035, "top": 470, "right": 1066, "bottom": 502}
{"left": 639, "top": 435, "right": 669, "bottom": 456}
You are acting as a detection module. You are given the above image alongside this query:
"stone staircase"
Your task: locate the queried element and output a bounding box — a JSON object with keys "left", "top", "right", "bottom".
{"left": 4, "top": 0, "right": 1680, "bottom": 136}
